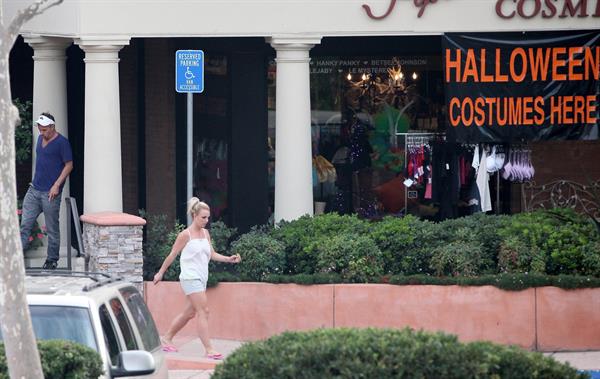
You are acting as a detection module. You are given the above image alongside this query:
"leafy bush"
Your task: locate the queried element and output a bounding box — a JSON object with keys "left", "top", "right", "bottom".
{"left": 369, "top": 215, "right": 434, "bottom": 275}
{"left": 14, "top": 98, "right": 33, "bottom": 165}
{"left": 434, "top": 214, "right": 509, "bottom": 273}
{"left": 581, "top": 241, "right": 600, "bottom": 277}
{"left": 314, "top": 233, "right": 383, "bottom": 282}
{"left": 212, "top": 328, "right": 586, "bottom": 379}
{"left": 209, "top": 220, "right": 237, "bottom": 255}
{"left": 498, "top": 236, "right": 546, "bottom": 274}
{"left": 498, "top": 208, "right": 599, "bottom": 275}
{"left": 142, "top": 207, "right": 600, "bottom": 285}
{"left": 208, "top": 220, "right": 238, "bottom": 274}
{"left": 231, "top": 229, "right": 286, "bottom": 281}
{"left": 271, "top": 213, "right": 370, "bottom": 274}
{"left": 0, "top": 340, "right": 104, "bottom": 379}
{"left": 429, "top": 227, "right": 490, "bottom": 277}
{"left": 142, "top": 212, "right": 185, "bottom": 281}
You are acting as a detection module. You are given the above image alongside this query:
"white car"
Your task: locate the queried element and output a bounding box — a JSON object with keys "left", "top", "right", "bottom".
{"left": 11, "top": 270, "right": 169, "bottom": 378}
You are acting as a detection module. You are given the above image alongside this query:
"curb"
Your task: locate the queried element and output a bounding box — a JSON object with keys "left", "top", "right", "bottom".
{"left": 166, "top": 357, "right": 221, "bottom": 371}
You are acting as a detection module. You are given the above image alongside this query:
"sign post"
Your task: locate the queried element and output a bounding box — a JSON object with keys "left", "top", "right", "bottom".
{"left": 176, "top": 50, "right": 204, "bottom": 225}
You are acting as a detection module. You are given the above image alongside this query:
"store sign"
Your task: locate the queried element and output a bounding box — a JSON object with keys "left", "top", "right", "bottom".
{"left": 362, "top": 0, "right": 440, "bottom": 19}
{"left": 309, "top": 57, "right": 431, "bottom": 75}
{"left": 496, "top": 0, "right": 600, "bottom": 19}
{"left": 443, "top": 32, "right": 600, "bottom": 143}
{"left": 362, "top": 0, "right": 600, "bottom": 19}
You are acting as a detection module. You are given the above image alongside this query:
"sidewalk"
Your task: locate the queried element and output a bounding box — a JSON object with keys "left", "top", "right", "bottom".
{"left": 166, "top": 337, "right": 243, "bottom": 379}
{"left": 167, "top": 337, "right": 600, "bottom": 379}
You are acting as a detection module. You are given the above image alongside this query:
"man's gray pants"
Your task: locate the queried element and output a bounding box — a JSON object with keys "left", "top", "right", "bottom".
{"left": 20, "top": 186, "right": 62, "bottom": 262}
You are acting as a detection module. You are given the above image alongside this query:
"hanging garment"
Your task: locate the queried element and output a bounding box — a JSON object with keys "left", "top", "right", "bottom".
{"left": 486, "top": 146, "right": 499, "bottom": 173}
{"left": 476, "top": 148, "right": 492, "bottom": 212}
{"left": 424, "top": 176, "right": 432, "bottom": 199}
{"left": 471, "top": 145, "right": 480, "bottom": 172}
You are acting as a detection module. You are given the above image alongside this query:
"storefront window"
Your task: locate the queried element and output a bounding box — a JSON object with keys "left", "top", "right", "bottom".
{"left": 193, "top": 55, "right": 229, "bottom": 221}
{"left": 266, "top": 54, "right": 445, "bottom": 220}
{"left": 308, "top": 55, "right": 444, "bottom": 219}
{"left": 266, "top": 35, "right": 599, "bottom": 222}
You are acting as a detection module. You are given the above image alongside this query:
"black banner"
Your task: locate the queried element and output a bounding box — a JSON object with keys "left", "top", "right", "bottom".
{"left": 443, "top": 32, "right": 600, "bottom": 143}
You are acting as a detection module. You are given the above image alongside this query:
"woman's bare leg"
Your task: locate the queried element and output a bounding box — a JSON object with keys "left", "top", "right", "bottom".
{"left": 188, "top": 291, "right": 219, "bottom": 355}
{"left": 162, "top": 299, "right": 196, "bottom": 345}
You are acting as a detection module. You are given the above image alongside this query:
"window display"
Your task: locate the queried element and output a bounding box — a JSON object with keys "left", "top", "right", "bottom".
{"left": 266, "top": 51, "right": 535, "bottom": 221}
{"left": 193, "top": 54, "right": 229, "bottom": 221}
{"left": 306, "top": 55, "right": 444, "bottom": 218}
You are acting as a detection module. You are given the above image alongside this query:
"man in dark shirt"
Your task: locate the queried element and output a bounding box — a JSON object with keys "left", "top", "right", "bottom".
{"left": 20, "top": 112, "right": 73, "bottom": 269}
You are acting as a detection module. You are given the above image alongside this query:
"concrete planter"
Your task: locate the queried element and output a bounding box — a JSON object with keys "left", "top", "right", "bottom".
{"left": 145, "top": 282, "right": 600, "bottom": 352}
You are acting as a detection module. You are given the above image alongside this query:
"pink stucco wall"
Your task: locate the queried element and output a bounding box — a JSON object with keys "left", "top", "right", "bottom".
{"left": 536, "top": 287, "right": 600, "bottom": 351}
{"left": 334, "top": 284, "right": 536, "bottom": 349}
{"left": 145, "top": 282, "right": 600, "bottom": 351}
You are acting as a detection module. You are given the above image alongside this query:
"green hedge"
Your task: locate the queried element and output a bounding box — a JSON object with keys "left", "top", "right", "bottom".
{"left": 0, "top": 340, "right": 104, "bottom": 379}
{"left": 212, "top": 328, "right": 587, "bottom": 379}
{"left": 270, "top": 213, "right": 371, "bottom": 274}
{"left": 143, "top": 207, "right": 600, "bottom": 288}
{"left": 368, "top": 215, "right": 434, "bottom": 275}
{"left": 142, "top": 213, "right": 185, "bottom": 281}
{"left": 230, "top": 228, "right": 285, "bottom": 281}
{"left": 314, "top": 232, "right": 384, "bottom": 282}
{"left": 497, "top": 208, "right": 600, "bottom": 275}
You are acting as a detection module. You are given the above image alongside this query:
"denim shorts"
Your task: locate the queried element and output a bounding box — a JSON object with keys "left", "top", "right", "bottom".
{"left": 180, "top": 279, "right": 206, "bottom": 295}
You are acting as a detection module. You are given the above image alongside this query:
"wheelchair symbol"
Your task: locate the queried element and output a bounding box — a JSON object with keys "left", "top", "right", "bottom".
{"left": 185, "top": 67, "right": 195, "bottom": 80}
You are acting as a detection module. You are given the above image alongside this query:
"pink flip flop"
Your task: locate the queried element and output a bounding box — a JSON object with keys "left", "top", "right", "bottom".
{"left": 162, "top": 344, "right": 178, "bottom": 352}
{"left": 206, "top": 353, "right": 223, "bottom": 360}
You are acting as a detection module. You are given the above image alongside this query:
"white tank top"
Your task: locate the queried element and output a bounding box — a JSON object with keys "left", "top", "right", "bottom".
{"left": 179, "top": 229, "right": 211, "bottom": 281}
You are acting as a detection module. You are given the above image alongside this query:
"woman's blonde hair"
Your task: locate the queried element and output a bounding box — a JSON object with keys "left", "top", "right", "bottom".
{"left": 187, "top": 197, "right": 210, "bottom": 217}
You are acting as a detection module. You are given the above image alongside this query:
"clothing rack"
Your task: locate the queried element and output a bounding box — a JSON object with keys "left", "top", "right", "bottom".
{"left": 401, "top": 133, "right": 505, "bottom": 217}
{"left": 399, "top": 132, "right": 445, "bottom": 214}
{"left": 397, "top": 132, "right": 533, "bottom": 217}
{"left": 396, "top": 132, "right": 445, "bottom": 148}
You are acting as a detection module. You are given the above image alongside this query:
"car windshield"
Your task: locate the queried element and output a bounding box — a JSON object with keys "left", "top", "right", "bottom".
{"left": 1, "top": 305, "right": 97, "bottom": 351}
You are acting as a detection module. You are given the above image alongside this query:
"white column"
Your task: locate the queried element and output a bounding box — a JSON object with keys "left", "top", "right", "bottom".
{"left": 267, "top": 35, "right": 321, "bottom": 223}
{"left": 76, "top": 37, "right": 130, "bottom": 214}
{"left": 24, "top": 35, "right": 72, "bottom": 249}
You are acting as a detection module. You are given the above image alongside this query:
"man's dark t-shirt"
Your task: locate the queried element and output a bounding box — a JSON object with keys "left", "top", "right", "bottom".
{"left": 32, "top": 134, "right": 73, "bottom": 192}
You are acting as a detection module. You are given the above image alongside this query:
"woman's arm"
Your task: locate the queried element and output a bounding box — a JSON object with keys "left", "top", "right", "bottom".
{"left": 211, "top": 250, "right": 241, "bottom": 263}
{"left": 153, "top": 231, "right": 188, "bottom": 284}
{"left": 206, "top": 230, "right": 241, "bottom": 263}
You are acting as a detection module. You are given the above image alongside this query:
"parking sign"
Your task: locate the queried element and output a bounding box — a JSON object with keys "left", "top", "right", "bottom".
{"left": 176, "top": 50, "right": 204, "bottom": 93}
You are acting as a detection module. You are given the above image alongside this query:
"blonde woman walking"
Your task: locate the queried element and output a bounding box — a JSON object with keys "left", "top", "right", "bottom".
{"left": 153, "top": 198, "right": 241, "bottom": 359}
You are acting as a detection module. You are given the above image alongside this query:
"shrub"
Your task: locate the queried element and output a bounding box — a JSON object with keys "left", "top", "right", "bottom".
{"left": 14, "top": 98, "right": 33, "bottom": 165}
{"left": 271, "top": 213, "right": 370, "bottom": 275}
{"left": 368, "top": 215, "right": 434, "bottom": 275}
{"left": 208, "top": 220, "right": 238, "bottom": 274}
{"left": 498, "top": 208, "right": 599, "bottom": 275}
{"left": 429, "top": 227, "right": 486, "bottom": 277}
{"left": 142, "top": 213, "right": 185, "bottom": 281}
{"left": 0, "top": 340, "right": 104, "bottom": 379}
{"left": 212, "top": 328, "right": 586, "bottom": 379}
{"left": 209, "top": 220, "right": 237, "bottom": 255}
{"left": 231, "top": 229, "right": 286, "bottom": 281}
{"left": 435, "top": 213, "right": 509, "bottom": 273}
{"left": 314, "top": 233, "right": 383, "bottom": 282}
{"left": 498, "top": 236, "right": 546, "bottom": 274}
{"left": 581, "top": 240, "right": 600, "bottom": 277}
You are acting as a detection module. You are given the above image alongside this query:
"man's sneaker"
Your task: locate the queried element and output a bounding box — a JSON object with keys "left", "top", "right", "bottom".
{"left": 42, "top": 260, "right": 57, "bottom": 270}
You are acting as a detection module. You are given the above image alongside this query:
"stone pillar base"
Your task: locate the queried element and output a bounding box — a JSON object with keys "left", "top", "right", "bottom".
{"left": 81, "top": 212, "right": 146, "bottom": 293}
